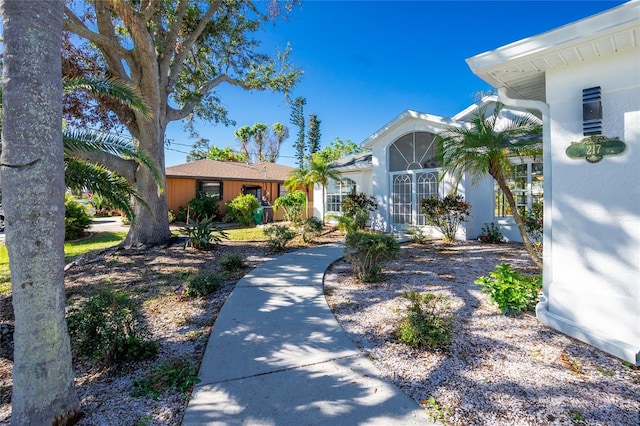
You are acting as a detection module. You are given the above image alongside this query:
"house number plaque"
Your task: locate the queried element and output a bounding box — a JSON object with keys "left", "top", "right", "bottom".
{"left": 565, "top": 135, "right": 626, "bottom": 163}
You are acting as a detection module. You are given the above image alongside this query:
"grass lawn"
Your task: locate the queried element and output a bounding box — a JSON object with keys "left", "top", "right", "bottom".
{"left": 222, "top": 227, "right": 267, "bottom": 241}
{"left": 0, "top": 231, "right": 127, "bottom": 294}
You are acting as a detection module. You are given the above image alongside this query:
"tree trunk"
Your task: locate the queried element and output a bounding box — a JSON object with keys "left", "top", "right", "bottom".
{"left": 493, "top": 173, "right": 543, "bottom": 270}
{"left": 1, "top": 1, "right": 81, "bottom": 424}
{"left": 123, "top": 120, "right": 171, "bottom": 247}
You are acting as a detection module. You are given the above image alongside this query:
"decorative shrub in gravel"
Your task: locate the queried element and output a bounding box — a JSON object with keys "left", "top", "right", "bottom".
{"left": 185, "top": 272, "right": 224, "bottom": 297}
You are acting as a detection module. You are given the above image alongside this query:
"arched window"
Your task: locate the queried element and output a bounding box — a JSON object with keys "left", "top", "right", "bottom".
{"left": 388, "top": 132, "right": 441, "bottom": 227}
{"left": 326, "top": 178, "right": 356, "bottom": 213}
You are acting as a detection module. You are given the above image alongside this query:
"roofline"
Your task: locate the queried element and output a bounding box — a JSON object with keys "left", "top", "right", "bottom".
{"left": 362, "top": 110, "right": 465, "bottom": 148}
{"left": 466, "top": 1, "right": 639, "bottom": 94}
{"left": 166, "top": 175, "right": 286, "bottom": 183}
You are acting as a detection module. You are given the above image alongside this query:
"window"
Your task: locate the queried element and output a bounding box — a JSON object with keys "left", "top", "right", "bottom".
{"left": 495, "top": 162, "right": 543, "bottom": 217}
{"left": 388, "top": 132, "right": 440, "bottom": 226}
{"left": 198, "top": 180, "right": 222, "bottom": 198}
{"left": 278, "top": 184, "right": 288, "bottom": 198}
{"left": 325, "top": 178, "right": 356, "bottom": 213}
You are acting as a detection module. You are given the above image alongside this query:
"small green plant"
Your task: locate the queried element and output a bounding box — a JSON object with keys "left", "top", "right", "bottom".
{"left": 182, "top": 216, "right": 229, "bottom": 249}
{"left": 131, "top": 358, "right": 201, "bottom": 400}
{"left": 264, "top": 224, "right": 297, "bottom": 251}
{"left": 220, "top": 253, "right": 247, "bottom": 278}
{"left": 186, "top": 192, "right": 220, "bottom": 222}
{"left": 420, "top": 194, "right": 471, "bottom": 242}
{"left": 340, "top": 190, "right": 377, "bottom": 233}
{"left": 185, "top": 272, "right": 224, "bottom": 297}
{"left": 226, "top": 194, "right": 260, "bottom": 227}
{"left": 522, "top": 201, "right": 543, "bottom": 254}
{"left": 478, "top": 222, "right": 504, "bottom": 244}
{"left": 397, "top": 291, "right": 454, "bottom": 348}
{"left": 475, "top": 264, "right": 542, "bottom": 314}
{"left": 596, "top": 366, "right": 615, "bottom": 377}
{"left": 406, "top": 223, "right": 429, "bottom": 244}
{"left": 67, "top": 286, "right": 158, "bottom": 364}
{"left": 345, "top": 230, "right": 399, "bottom": 282}
{"left": 65, "top": 196, "right": 92, "bottom": 240}
{"left": 301, "top": 216, "right": 323, "bottom": 243}
{"left": 421, "top": 396, "right": 452, "bottom": 423}
{"left": 273, "top": 190, "right": 306, "bottom": 225}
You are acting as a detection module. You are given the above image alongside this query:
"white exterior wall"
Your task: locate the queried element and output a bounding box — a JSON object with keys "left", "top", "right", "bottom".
{"left": 539, "top": 48, "right": 640, "bottom": 363}
{"left": 313, "top": 168, "right": 373, "bottom": 222}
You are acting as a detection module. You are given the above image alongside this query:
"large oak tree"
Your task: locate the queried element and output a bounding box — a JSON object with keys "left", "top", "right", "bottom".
{"left": 63, "top": 0, "right": 301, "bottom": 246}
{"left": 1, "top": 0, "right": 81, "bottom": 423}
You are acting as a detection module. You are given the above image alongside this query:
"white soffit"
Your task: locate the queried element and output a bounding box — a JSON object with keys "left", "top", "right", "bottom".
{"left": 466, "top": 1, "right": 640, "bottom": 102}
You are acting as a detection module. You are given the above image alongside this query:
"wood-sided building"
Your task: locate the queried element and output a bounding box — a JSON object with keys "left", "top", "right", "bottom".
{"left": 166, "top": 159, "right": 308, "bottom": 221}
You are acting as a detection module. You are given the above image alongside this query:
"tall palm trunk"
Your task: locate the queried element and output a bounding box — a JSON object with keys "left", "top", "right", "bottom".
{"left": 493, "top": 172, "right": 543, "bottom": 270}
{"left": 1, "top": 1, "right": 81, "bottom": 423}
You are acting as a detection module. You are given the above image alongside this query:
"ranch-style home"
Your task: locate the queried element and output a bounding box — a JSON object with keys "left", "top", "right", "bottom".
{"left": 317, "top": 0, "right": 639, "bottom": 364}
{"left": 165, "top": 159, "right": 306, "bottom": 221}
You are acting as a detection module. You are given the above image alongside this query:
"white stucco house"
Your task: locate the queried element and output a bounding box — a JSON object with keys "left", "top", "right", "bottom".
{"left": 315, "top": 0, "right": 639, "bottom": 364}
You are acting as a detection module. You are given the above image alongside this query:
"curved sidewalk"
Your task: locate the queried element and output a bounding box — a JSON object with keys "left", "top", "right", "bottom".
{"left": 182, "top": 243, "right": 434, "bottom": 425}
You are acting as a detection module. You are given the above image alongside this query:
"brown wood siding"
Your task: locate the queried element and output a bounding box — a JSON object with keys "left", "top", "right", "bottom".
{"left": 166, "top": 177, "right": 314, "bottom": 222}
{"left": 167, "top": 177, "right": 196, "bottom": 213}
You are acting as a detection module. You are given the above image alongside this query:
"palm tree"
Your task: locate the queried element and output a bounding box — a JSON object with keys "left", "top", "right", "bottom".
{"left": 234, "top": 126, "right": 253, "bottom": 162}
{"left": 284, "top": 166, "right": 311, "bottom": 218}
{"left": 306, "top": 155, "right": 341, "bottom": 224}
{"left": 437, "top": 102, "right": 543, "bottom": 269}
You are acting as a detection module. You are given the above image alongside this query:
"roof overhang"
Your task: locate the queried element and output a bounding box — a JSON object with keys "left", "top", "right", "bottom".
{"left": 466, "top": 1, "right": 640, "bottom": 102}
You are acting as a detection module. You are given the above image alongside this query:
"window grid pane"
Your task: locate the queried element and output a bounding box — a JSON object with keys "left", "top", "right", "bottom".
{"left": 392, "top": 174, "right": 412, "bottom": 225}
{"left": 416, "top": 172, "right": 438, "bottom": 226}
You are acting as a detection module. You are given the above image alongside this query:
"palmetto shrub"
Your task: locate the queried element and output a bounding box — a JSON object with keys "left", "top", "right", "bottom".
{"left": 345, "top": 230, "right": 399, "bottom": 282}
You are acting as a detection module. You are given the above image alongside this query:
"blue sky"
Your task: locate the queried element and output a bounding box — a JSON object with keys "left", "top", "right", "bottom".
{"left": 164, "top": 0, "right": 628, "bottom": 168}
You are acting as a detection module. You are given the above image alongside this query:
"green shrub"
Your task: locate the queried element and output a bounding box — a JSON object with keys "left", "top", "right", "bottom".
{"left": 187, "top": 192, "right": 220, "bottom": 222}
{"left": 478, "top": 223, "right": 504, "bottom": 244}
{"left": 226, "top": 194, "right": 260, "bottom": 227}
{"left": 67, "top": 286, "right": 158, "bottom": 364}
{"left": 397, "top": 291, "right": 454, "bottom": 348}
{"left": 131, "top": 358, "right": 200, "bottom": 400}
{"left": 65, "top": 197, "right": 92, "bottom": 240}
{"left": 185, "top": 272, "right": 224, "bottom": 297}
{"left": 420, "top": 194, "right": 471, "bottom": 242}
{"left": 264, "top": 224, "right": 297, "bottom": 251}
{"left": 220, "top": 253, "right": 247, "bottom": 277}
{"left": 475, "top": 264, "right": 542, "bottom": 314}
{"left": 340, "top": 190, "right": 377, "bottom": 233}
{"left": 522, "top": 201, "right": 543, "bottom": 254}
{"left": 273, "top": 190, "right": 306, "bottom": 225}
{"left": 345, "top": 230, "right": 400, "bottom": 282}
{"left": 301, "top": 216, "right": 323, "bottom": 243}
{"left": 406, "top": 223, "right": 430, "bottom": 244}
{"left": 182, "top": 216, "right": 229, "bottom": 249}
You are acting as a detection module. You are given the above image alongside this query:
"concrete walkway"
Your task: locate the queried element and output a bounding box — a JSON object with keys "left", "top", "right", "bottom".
{"left": 182, "top": 243, "right": 434, "bottom": 425}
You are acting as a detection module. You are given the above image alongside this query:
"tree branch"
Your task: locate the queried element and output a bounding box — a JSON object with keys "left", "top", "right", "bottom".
{"left": 63, "top": 6, "right": 130, "bottom": 63}
{"left": 167, "top": 0, "right": 223, "bottom": 89}
{"left": 166, "top": 74, "right": 249, "bottom": 122}
{"left": 68, "top": 149, "right": 138, "bottom": 184}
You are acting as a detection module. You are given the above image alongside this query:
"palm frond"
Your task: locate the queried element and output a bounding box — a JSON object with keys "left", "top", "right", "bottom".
{"left": 64, "top": 157, "right": 145, "bottom": 221}
{"left": 63, "top": 76, "right": 151, "bottom": 118}
{"left": 63, "top": 129, "right": 163, "bottom": 189}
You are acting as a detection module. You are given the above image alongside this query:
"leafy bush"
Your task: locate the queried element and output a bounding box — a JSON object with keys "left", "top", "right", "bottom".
{"left": 301, "top": 216, "right": 323, "bottom": 243}
{"left": 226, "top": 194, "right": 260, "bottom": 227}
{"left": 185, "top": 272, "right": 224, "bottom": 297}
{"left": 475, "top": 264, "right": 542, "bottom": 314}
{"left": 478, "top": 223, "right": 504, "bottom": 244}
{"left": 187, "top": 192, "right": 220, "bottom": 222}
{"left": 182, "top": 216, "right": 229, "bottom": 249}
{"left": 264, "top": 224, "right": 297, "bottom": 251}
{"left": 406, "top": 223, "right": 430, "bottom": 244}
{"left": 273, "top": 190, "right": 306, "bottom": 225}
{"left": 67, "top": 286, "right": 158, "bottom": 364}
{"left": 397, "top": 291, "right": 454, "bottom": 348}
{"left": 420, "top": 194, "right": 471, "bottom": 242}
{"left": 65, "top": 197, "right": 92, "bottom": 240}
{"left": 340, "top": 190, "right": 377, "bottom": 233}
{"left": 220, "top": 253, "right": 247, "bottom": 278}
{"left": 345, "top": 230, "right": 399, "bottom": 282}
{"left": 131, "top": 358, "right": 200, "bottom": 400}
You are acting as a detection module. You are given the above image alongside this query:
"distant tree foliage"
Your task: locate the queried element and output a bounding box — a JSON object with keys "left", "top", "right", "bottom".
{"left": 233, "top": 121, "right": 289, "bottom": 163}
{"left": 307, "top": 114, "right": 321, "bottom": 159}
{"left": 290, "top": 97, "right": 307, "bottom": 168}
{"left": 315, "top": 138, "right": 365, "bottom": 163}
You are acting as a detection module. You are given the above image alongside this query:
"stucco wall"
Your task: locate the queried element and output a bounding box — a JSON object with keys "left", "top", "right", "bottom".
{"left": 542, "top": 48, "right": 640, "bottom": 360}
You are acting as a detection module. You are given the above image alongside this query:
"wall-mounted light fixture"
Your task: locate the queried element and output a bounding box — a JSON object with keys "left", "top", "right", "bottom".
{"left": 583, "top": 86, "right": 602, "bottom": 136}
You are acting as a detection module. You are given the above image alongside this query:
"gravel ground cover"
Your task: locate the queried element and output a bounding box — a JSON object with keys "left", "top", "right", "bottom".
{"left": 324, "top": 240, "right": 639, "bottom": 425}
